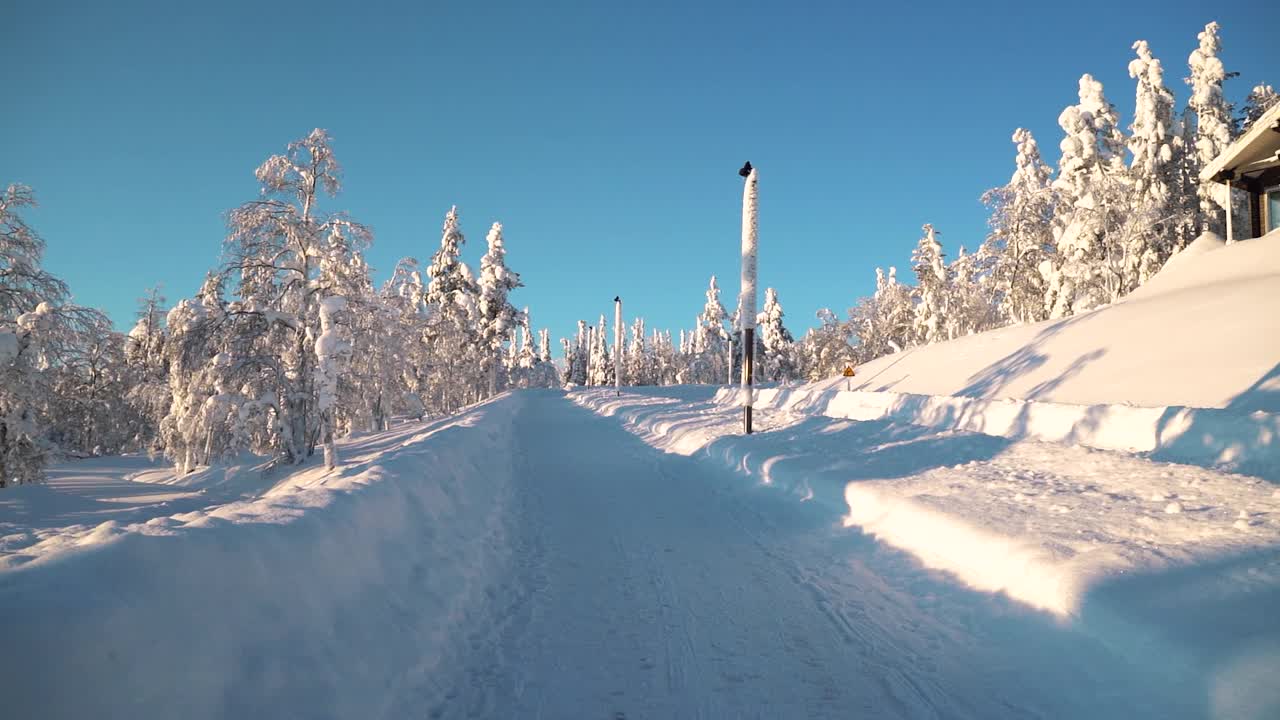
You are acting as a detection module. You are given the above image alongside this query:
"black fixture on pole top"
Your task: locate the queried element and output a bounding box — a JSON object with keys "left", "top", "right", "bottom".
{"left": 738, "top": 161, "right": 753, "bottom": 178}
{"left": 614, "top": 296, "right": 620, "bottom": 302}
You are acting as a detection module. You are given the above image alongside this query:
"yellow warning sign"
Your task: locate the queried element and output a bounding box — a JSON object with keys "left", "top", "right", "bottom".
{"left": 842, "top": 365, "right": 856, "bottom": 377}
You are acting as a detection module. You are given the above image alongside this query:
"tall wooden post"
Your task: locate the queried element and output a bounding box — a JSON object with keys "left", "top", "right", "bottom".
{"left": 739, "top": 162, "right": 758, "bottom": 435}
{"left": 614, "top": 296, "right": 623, "bottom": 395}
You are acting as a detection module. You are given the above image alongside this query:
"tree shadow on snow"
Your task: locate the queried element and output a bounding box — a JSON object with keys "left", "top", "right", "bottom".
{"left": 1225, "top": 362, "right": 1280, "bottom": 414}
{"left": 957, "top": 313, "right": 1097, "bottom": 399}
{"left": 1078, "top": 546, "right": 1280, "bottom": 720}
{"left": 1151, "top": 362, "right": 1280, "bottom": 482}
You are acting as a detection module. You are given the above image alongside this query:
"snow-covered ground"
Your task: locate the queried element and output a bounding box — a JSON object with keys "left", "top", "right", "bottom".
{"left": 837, "top": 231, "right": 1280, "bottom": 410}
{"left": 2, "top": 234, "right": 1277, "bottom": 719}
{"left": 1, "top": 397, "right": 521, "bottom": 718}
{"left": 2, "top": 387, "right": 1278, "bottom": 718}
{"left": 733, "top": 231, "right": 1280, "bottom": 478}
{"left": 574, "top": 387, "right": 1280, "bottom": 718}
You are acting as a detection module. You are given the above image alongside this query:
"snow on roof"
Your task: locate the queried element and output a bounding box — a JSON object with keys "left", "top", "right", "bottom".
{"left": 1200, "top": 102, "right": 1280, "bottom": 183}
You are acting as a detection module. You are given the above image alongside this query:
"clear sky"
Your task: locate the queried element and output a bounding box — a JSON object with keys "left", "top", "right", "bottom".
{"left": 5, "top": 0, "right": 1277, "bottom": 342}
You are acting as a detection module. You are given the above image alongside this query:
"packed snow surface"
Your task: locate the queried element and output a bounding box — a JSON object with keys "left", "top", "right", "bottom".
{"left": 4, "top": 389, "right": 1278, "bottom": 718}
{"left": 574, "top": 388, "right": 1280, "bottom": 718}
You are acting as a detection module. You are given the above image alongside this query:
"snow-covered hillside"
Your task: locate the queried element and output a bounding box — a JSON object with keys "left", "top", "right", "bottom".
{"left": 836, "top": 230, "right": 1280, "bottom": 410}
{"left": 730, "top": 230, "right": 1280, "bottom": 478}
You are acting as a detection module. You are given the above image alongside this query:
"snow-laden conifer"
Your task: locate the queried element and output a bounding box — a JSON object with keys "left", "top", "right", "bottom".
{"left": 911, "top": 224, "right": 949, "bottom": 344}
{"left": 1185, "top": 21, "right": 1235, "bottom": 236}
{"left": 981, "top": 129, "right": 1054, "bottom": 325}
{"left": 477, "top": 222, "right": 523, "bottom": 395}
{"left": 758, "top": 288, "right": 796, "bottom": 381}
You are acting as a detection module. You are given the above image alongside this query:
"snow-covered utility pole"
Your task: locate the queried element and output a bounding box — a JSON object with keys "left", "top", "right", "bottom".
{"left": 738, "top": 161, "right": 758, "bottom": 434}
{"left": 585, "top": 326, "right": 594, "bottom": 387}
{"left": 614, "top": 296, "right": 623, "bottom": 395}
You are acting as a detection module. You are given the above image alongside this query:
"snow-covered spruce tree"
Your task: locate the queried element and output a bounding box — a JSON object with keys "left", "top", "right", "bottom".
{"left": 218, "top": 128, "right": 372, "bottom": 466}
{"left": 588, "top": 315, "right": 612, "bottom": 386}
{"left": 1241, "top": 85, "right": 1279, "bottom": 132}
{"left": 538, "top": 328, "right": 552, "bottom": 363}
{"left": 625, "top": 316, "right": 650, "bottom": 386}
{"left": 565, "top": 320, "right": 588, "bottom": 385}
{"left": 423, "top": 206, "right": 481, "bottom": 412}
{"left": 911, "top": 224, "right": 949, "bottom": 344}
{"left": 981, "top": 129, "right": 1055, "bottom": 325}
{"left": 0, "top": 184, "right": 115, "bottom": 485}
{"left": 477, "top": 222, "right": 523, "bottom": 396}
{"left": 525, "top": 326, "right": 560, "bottom": 389}
{"left": 757, "top": 287, "right": 797, "bottom": 381}
{"left": 688, "top": 275, "right": 730, "bottom": 384}
{"left": 509, "top": 312, "right": 535, "bottom": 388}
{"left": 1125, "top": 40, "right": 1185, "bottom": 283}
{"left": 1045, "top": 74, "right": 1130, "bottom": 318}
{"left": 1185, "top": 21, "right": 1235, "bottom": 237}
{"left": 559, "top": 337, "right": 574, "bottom": 386}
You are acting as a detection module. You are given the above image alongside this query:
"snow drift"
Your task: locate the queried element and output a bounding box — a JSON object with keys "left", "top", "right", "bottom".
{"left": 721, "top": 230, "right": 1280, "bottom": 478}
{"left": 0, "top": 395, "right": 522, "bottom": 719}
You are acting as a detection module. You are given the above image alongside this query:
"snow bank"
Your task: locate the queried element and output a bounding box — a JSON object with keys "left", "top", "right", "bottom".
{"left": 0, "top": 395, "right": 522, "bottom": 719}
{"left": 574, "top": 389, "right": 1280, "bottom": 622}
{"left": 830, "top": 230, "right": 1280, "bottom": 410}
{"left": 710, "top": 385, "right": 1280, "bottom": 480}
{"left": 703, "top": 231, "right": 1280, "bottom": 480}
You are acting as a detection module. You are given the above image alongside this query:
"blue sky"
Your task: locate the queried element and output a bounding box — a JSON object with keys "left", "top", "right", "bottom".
{"left": 5, "top": 0, "right": 1277, "bottom": 341}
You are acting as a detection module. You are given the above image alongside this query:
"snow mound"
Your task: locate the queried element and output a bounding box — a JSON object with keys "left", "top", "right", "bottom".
{"left": 1130, "top": 227, "right": 1278, "bottom": 300}
{"left": 728, "top": 231, "right": 1280, "bottom": 478}
{"left": 0, "top": 395, "right": 523, "bottom": 719}
{"left": 826, "top": 229, "right": 1280, "bottom": 410}
{"left": 575, "top": 387, "right": 1280, "bottom": 622}
{"left": 1146, "top": 230, "right": 1225, "bottom": 279}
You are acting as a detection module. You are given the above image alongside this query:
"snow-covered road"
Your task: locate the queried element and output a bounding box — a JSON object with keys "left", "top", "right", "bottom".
{"left": 428, "top": 391, "right": 1204, "bottom": 719}
{"left": 4, "top": 389, "right": 1275, "bottom": 719}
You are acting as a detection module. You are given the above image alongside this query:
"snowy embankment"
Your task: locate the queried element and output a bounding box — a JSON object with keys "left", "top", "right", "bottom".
{"left": 571, "top": 388, "right": 1280, "bottom": 714}
{"left": 574, "top": 234, "right": 1280, "bottom": 632}
{"left": 728, "top": 230, "right": 1280, "bottom": 479}
{"left": 0, "top": 395, "right": 521, "bottom": 719}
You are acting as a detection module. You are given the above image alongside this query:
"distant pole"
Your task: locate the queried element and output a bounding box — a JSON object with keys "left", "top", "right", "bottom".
{"left": 738, "top": 161, "right": 758, "bottom": 435}
{"left": 614, "top": 296, "right": 623, "bottom": 395}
